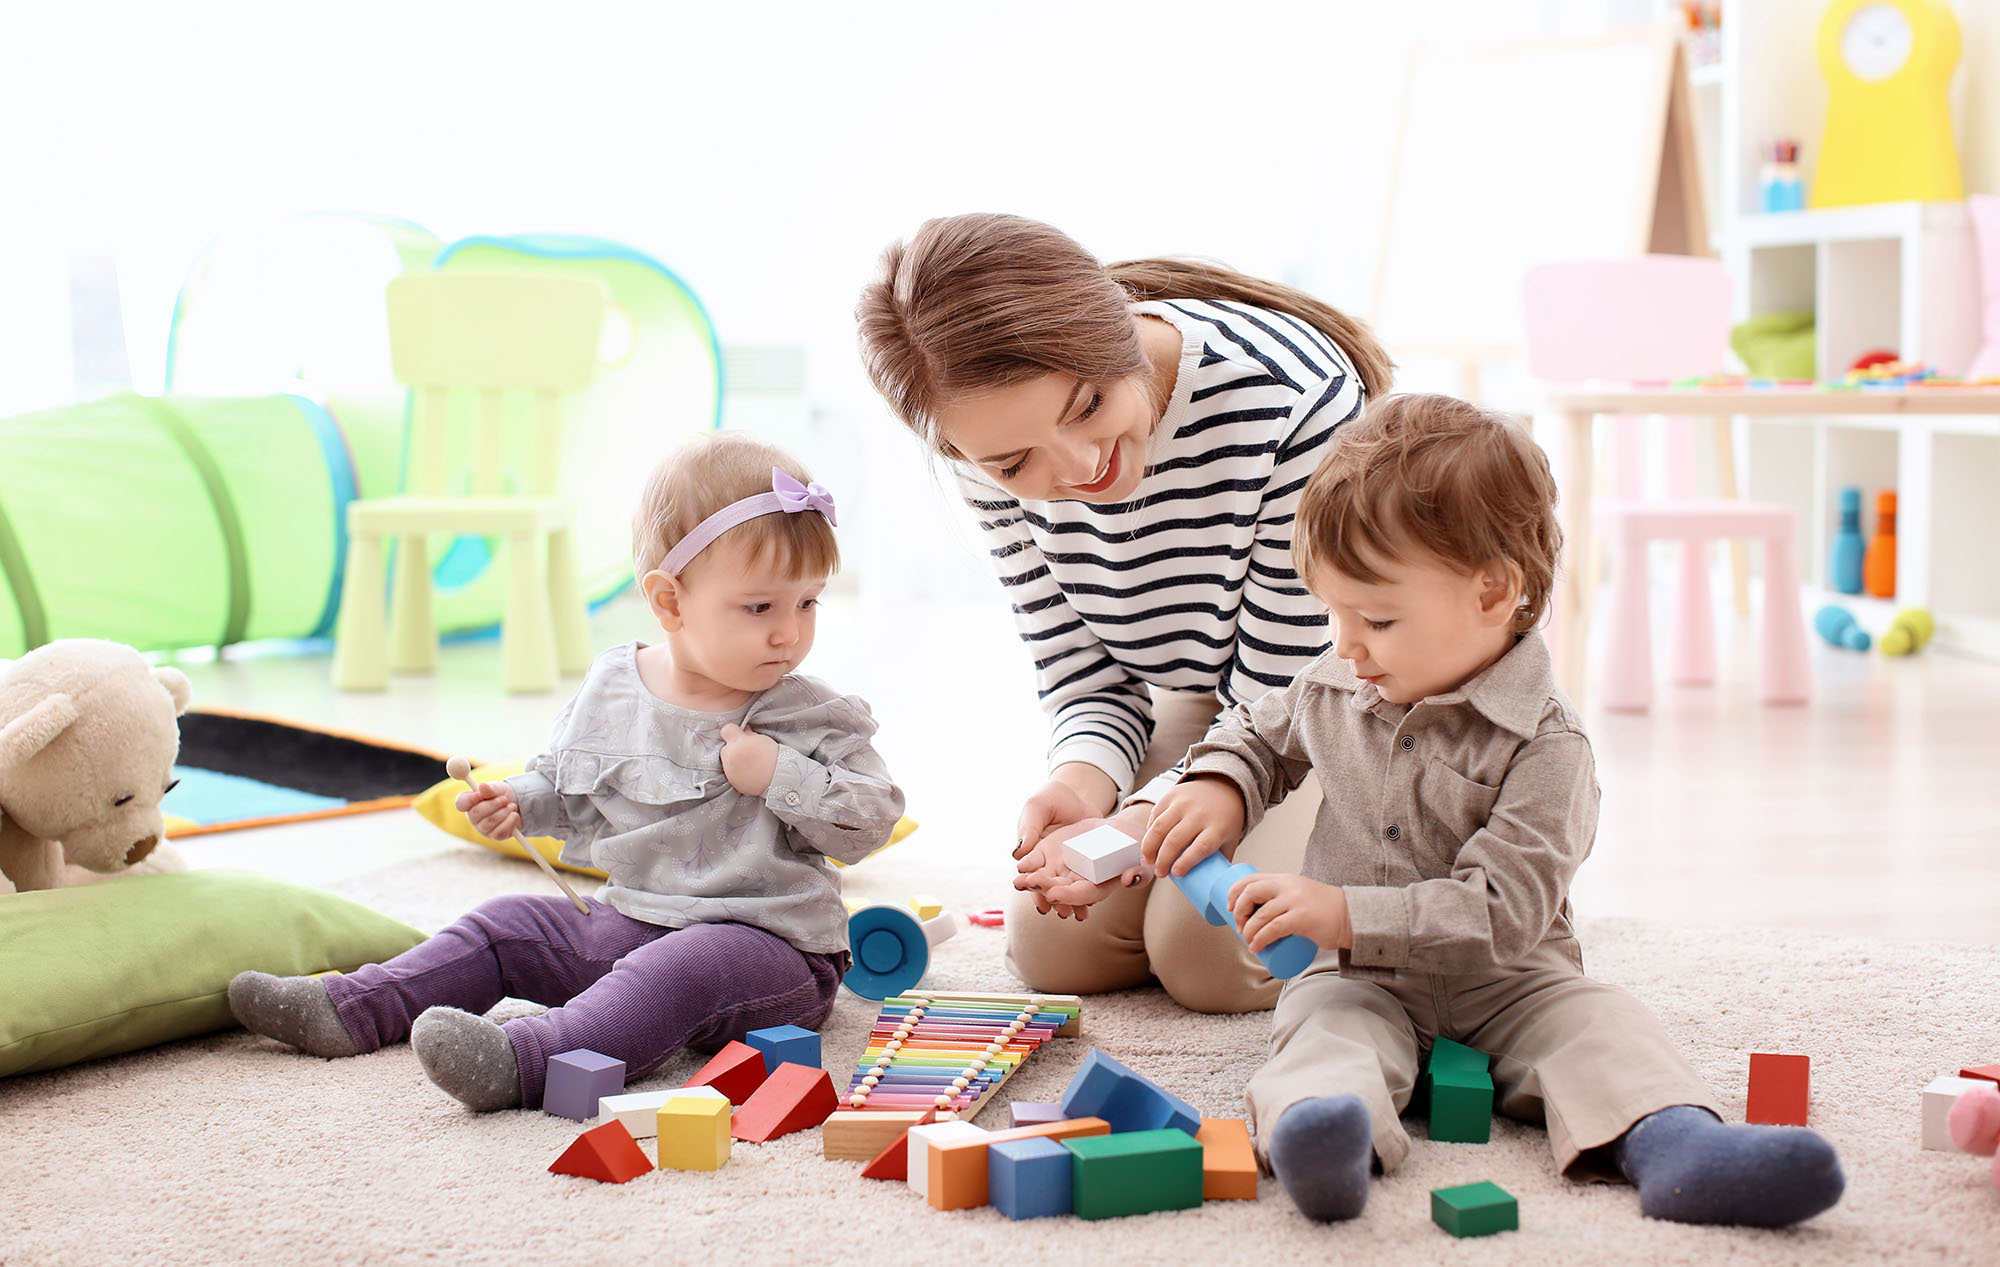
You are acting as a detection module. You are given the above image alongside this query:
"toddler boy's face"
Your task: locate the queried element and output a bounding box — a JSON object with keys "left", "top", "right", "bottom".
{"left": 667, "top": 537, "right": 827, "bottom": 694}
{"left": 1310, "top": 548, "right": 1517, "bottom": 705}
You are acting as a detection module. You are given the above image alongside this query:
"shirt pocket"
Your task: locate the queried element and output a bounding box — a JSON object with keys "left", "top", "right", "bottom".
{"left": 1414, "top": 758, "right": 1501, "bottom": 874}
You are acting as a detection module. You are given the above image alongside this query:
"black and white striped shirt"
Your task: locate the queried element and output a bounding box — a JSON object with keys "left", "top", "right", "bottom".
{"left": 957, "top": 298, "right": 1367, "bottom": 803}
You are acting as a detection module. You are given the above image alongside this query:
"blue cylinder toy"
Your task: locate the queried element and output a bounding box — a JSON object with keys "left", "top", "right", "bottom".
{"left": 1830, "top": 486, "right": 1866, "bottom": 595}
{"left": 1170, "top": 852, "right": 1318, "bottom": 979}
{"left": 1814, "top": 604, "right": 1870, "bottom": 652}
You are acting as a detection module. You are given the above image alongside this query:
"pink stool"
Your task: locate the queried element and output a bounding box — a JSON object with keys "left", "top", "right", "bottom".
{"left": 1598, "top": 501, "right": 1812, "bottom": 711}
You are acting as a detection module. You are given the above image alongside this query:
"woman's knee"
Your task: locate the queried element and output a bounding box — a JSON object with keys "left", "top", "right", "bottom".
{"left": 1144, "top": 888, "right": 1280, "bottom": 1015}
{"left": 1003, "top": 885, "right": 1150, "bottom": 995}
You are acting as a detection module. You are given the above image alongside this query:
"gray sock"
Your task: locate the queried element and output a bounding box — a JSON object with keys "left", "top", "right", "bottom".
{"left": 1615, "top": 1105, "right": 1845, "bottom": 1226}
{"left": 1269, "top": 1094, "right": 1374, "bottom": 1221}
{"left": 410, "top": 1006, "right": 522, "bottom": 1112}
{"left": 228, "top": 971, "right": 359, "bottom": 1058}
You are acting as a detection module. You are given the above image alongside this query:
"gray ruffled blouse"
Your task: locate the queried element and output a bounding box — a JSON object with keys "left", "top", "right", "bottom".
{"left": 505, "top": 642, "right": 905, "bottom": 954}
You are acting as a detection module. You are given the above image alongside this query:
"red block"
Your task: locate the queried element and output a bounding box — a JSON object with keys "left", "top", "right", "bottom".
{"left": 549, "top": 1121, "right": 651, "bottom": 1184}
{"left": 1746, "top": 1052, "right": 1810, "bottom": 1126}
{"left": 731, "top": 1062, "right": 839, "bottom": 1142}
{"left": 688, "top": 1040, "right": 770, "bottom": 1106}
{"left": 859, "top": 1107, "right": 938, "bottom": 1181}
{"left": 1960, "top": 1065, "right": 2000, "bottom": 1085}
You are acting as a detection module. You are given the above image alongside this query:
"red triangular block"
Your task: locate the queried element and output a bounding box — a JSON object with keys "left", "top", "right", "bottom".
{"left": 549, "top": 1121, "right": 651, "bottom": 1184}
{"left": 859, "top": 1107, "right": 938, "bottom": 1181}
{"left": 689, "top": 1040, "right": 770, "bottom": 1106}
{"left": 1961, "top": 1065, "right": 2000, "bottom": 1085}
{"left": 731, "top": 1061, "right": 838, "bottom": 1142}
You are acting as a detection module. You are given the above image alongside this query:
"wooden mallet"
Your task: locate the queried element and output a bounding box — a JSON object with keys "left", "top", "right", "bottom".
{"left": 446, "top": 756, "right": 589, "bottom": 914}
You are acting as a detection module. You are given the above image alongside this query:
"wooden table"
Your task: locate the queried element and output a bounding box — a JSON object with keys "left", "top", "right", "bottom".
{"left": 1541, "top": 386, "right": 2000, "bottom": 704}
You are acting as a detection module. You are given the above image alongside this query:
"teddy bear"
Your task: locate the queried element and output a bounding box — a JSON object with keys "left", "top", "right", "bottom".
{"left": 0, "top": 638, "right": 193, "bottom": 894}
{"left": 1950, "top": 1081, "right": 2000, "bottom": 1192}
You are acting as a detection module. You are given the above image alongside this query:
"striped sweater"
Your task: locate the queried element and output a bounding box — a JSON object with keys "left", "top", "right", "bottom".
{"left": 957, "top": 298, "right": 1368, "bottom": 804}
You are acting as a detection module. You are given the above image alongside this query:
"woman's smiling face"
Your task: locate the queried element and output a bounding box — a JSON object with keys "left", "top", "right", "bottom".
{"left": 935, "top": 371, "right": 1157, "bottom": 503}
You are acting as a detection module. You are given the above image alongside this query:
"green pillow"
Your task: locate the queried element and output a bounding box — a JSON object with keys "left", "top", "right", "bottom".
{"left": 0, "top": 868, "right": 424, "bottom": 1078}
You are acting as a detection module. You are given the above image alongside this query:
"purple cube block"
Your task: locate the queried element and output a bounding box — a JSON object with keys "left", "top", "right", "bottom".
{"left": 546, "top": 1049, "right": 626, "bottom": 1122}
{"left": 1009, "top": 1101, "right": 1067, "bottom": 1129}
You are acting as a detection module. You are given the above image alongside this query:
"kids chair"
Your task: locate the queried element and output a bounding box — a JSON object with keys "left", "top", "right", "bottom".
{"left": 1523, "top": 257, "right": 1811, "bottom": 711}
{"left": 333, "top": 271, "right": 608, "bottom": 693}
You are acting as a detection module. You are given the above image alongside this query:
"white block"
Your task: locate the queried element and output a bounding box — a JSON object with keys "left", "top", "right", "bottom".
{"left": 905, "top": 1120, "right": 987, "bottom": 1198}
{"left": 921, "top": 910, "right": 958, "bottom": 947}
{"left": 1923, "top": 1076, "right": 1988, "bottom": 1150}
{"left": 599, "top": 1085, "right": 728, "bottom": 1138}
{"left": 1061, "top": 823, "right": 1143, "bottom": 885}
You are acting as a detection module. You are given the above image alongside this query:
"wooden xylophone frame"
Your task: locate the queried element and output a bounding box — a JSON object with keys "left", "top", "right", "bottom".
{"left": 821, "top": 990, "right": 1084, "bottom": 1161}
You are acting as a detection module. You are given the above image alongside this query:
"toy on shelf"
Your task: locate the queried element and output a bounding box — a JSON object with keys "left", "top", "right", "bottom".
{"left": 1747, "top": 1052, "right": 1811, "bottom": 1126}
{"left": 1760, "top": 139, "right": 1805, "bottom": 212}
{"left": 1811, "top": 0, "right": 1965, "bottom": 210}
{"left": 821, "top": 990, "right": 1083, "bottom": 1161}
{"left": 549, "top": 1121, "right": 651, "bottom": 1184}
{"left": 545, "top": 1049, "right": 625, "bottom": 1122}
{"left": 844, "top": 902, "right": 958, "bottom": 1000}
{"left": 1432, "top": 1180, "right": 1519, "bottom": 1238}
{"left": 1923, "top": 1075, "right": 1991, "bottom": 1150}
{"left": 1830, "top": 486, "right": 1866, "bottom": 594}
{"left": 1426, "top": 1038, "right": 1495, "bottom": 1144}
{"left": 1170, "top": 852, "right": 1319, "bottom": 979}
{"left": 1947, "top": 1082, "right": 2000, "bottom": 1191}
{"left": 1864, "top": 491, "right": 1898, "bottom": 598}
{"left": 1881, "top": 608, "right": 1935, "bottom": 656}
{"left": 1060, "top": 823, "right": 1144, "bottom": 885}
{"left": 1814, "top": 605, "right": 1871, "bottom": 652}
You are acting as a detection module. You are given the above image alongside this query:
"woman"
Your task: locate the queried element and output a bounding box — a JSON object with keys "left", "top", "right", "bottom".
{"left": 857, "top": 213, "right": 1392, "bottom": 1013}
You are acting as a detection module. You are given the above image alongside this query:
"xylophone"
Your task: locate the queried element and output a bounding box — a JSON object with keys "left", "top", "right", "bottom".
{"left": 820, "top": 990, "right": 1083, "bottom": 1161}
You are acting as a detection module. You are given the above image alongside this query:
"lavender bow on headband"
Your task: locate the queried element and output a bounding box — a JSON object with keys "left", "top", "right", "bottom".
{"left": 659, "top": 467, "right": 839, "bottom": 575}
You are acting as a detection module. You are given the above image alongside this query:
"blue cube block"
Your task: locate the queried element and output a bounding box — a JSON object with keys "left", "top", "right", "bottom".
{"left": 1059, "top": 1048, "right": 1200, "bottom": 1136}
{"left": 545, "top": 1049, "right": 625, "bottom": 1122}
{"left": 746, "top": 1024, "right": 820, "bottom": 1075}
{"left": 990, "top": 1137, "right": 1072, "bottom": 1220}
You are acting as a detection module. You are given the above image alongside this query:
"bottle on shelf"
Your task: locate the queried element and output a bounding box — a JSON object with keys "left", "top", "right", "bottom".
{"left": 1830, "top": 485, "right": 1865, "bottom": 594}
{"left": 1760, "top": 139, "right": 1804, "bottom": 213}
{"left": 1863, "top": 490, "right": 1897, "bottom": 599}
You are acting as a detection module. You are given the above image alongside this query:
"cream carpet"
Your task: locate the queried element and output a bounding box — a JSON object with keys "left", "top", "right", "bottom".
{"left": 4, "top": 838, "right": 1997, "bottom": 1267}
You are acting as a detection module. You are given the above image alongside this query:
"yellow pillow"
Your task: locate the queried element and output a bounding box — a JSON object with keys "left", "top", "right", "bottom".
{"left": 410, "top": 762, "right": 916, "bottom": 875}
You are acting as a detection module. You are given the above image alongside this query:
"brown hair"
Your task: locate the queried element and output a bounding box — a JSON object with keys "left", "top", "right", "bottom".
{"left": 855, "top": 213, "right": 1393, "bottom": 456}
{"left": 1293, "top": 394, "right": 1560, "bottom": 634}
{"left": 631, "top": 432, "right": 839, "bottom": 583}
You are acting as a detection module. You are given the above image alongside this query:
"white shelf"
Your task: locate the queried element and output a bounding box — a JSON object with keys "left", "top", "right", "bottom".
{"left": 1689, "top": 61, "right": 1726, "bottom": 88}
{"left": 1732, "top": 201, "right": 1971, "bottom": 248}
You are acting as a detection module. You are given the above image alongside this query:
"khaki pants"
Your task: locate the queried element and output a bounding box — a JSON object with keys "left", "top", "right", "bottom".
{"left": 1246, "top": 940, "right": 1722, "bottom": 1177}
{"left": 1003, "top": 689, "right": 1321, "bottom": 1014}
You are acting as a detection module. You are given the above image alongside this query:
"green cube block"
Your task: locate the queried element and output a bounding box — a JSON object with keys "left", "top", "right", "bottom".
{"left": 1428, "top": 1065, "right": 1493, "bottom": 1143}
{"left": 1427, "top": 1037, "right": 1489, "bottom": 1076}
{"left": 1063, "top": 1128, "right": 1204, "bottom": 1220}
{"left": 1432, "top": 1180, "right": 1517, "bottom": 1237}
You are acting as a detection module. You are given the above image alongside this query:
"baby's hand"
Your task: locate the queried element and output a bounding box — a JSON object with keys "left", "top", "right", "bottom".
{"left": 719, "top": 723, "right": 781, "bottom": 797}
{"left": 454, "top": 781, "right": 521, "bottom": 842}
{"left": 1141, "top": 774, "right": 1247, "bottom": 878}
{"left": 1227, "top": 872, "right": 1351, "bottom": 953}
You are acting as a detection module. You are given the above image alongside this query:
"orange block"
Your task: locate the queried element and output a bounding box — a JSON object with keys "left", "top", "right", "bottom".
{"left": 731, "top": 1062, "right": 838, "bottom": 1142}
{"left": 860, "top": 1108, "right": 938, "bottom": 1181}
{"left": 549, "top": 1121, "right": 652, "bottom": 1184}
{"left": 1197, "top": 1118, "right": 1257, "bottom": 1200}
{"left": 927, "top": 1116, "right": 1110, "bottom": 1211}
{"left": 1746, "top": 1053, "right": 1810, "bottom": 1126}
{"left": 688, "top": 1041, "right": 770, "bottom": 1107}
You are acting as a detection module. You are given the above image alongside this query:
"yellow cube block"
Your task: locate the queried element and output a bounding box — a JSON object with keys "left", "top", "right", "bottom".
{"left": 908, "top": 895, "right": 944, "bottom": 921}
{"left": 657, "top": 1095, "right": 731, "bottom": 1171}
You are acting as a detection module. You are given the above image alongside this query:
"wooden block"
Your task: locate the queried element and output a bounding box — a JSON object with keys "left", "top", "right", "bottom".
{"left": 824, "top": 1109, "right": 930, "bottom": 1162}
{"left": 1924, "top": 1076, "right": 1991, "bottom": 1150}
{"left": 1961, "top": 1065, "right": 2000, "bottom": 1085}
{"left": 599, "top": 1086, "right": 726, "bottom": 1139}
{"left": 1009, "top": 1101, "right": 1067, "bottom": 1129}
{"left": 1064, "top": 1128, "right": 1204, "bottom": 1219}
{"left": 731, "top": 1062, "right": 838, "bottom": 1142}
{"left": 548, "top": 1121, "right": 651, "bottom": 1184}
{"left": 990, "top": 1137, "right": 1072, "bottom": 1220}
{"left": 1431, "top": 1180, "right": 1517, "bottom": 1237}
{"left": 1197, "top": 1118, "right": 1257, "bottom": 1200}
{"left": 687, "top": 1041, "right": 769, "bottom": 1107}
{"left": 906, "top": 1120, "right": 987, "bottom": 1199}
{"left": 909, "top": 895, "right": 944, "bottom": 921}
{"left": 658, "top": 1095, "right": 731, "bottom": 1170}
{"left": 746, "top": 1025, "right": 820, "bottom": 1076}
{"left": 1060, "top": 824, "right": 1142, "bottom": 885}
{"left": 858, "top": 1108, "right": 938, "bottom": 1180}
{"left": 1746, "top": 1052, "right": 1810, "bottom": 1126}
{"left": 1059, "top": 1047, "right": 1200, "bottom": 1136}
{"left": 927, "top": 1117, "right": 1110, "bottom": 1211}
{"left": 1429, "top": 1066, "right": 1494, "bottom": 1144}
{"left": 545, "top": 1049, "right": 625, "bottom": 1122}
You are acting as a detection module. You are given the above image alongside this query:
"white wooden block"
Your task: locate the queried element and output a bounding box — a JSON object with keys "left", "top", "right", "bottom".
{"left": 1060, "top": 823, "right": 1143, "bottom": 885}
{"left": 905, "top": 1120, "right": 987, "bottom": 1199}
{"left": 1923, "top": 1075, "right": 1988, "bottom": 1150}
{"left": 599, "top": 1085, "right": 727, "bottom": 1138}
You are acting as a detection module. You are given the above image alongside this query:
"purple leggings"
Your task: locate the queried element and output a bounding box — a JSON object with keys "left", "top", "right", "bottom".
{"left": 322, "top": 894, "right": 845, "bottom": 1108}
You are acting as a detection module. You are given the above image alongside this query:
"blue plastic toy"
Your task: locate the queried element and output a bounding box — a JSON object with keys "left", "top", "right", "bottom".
{"left": 1814, "top": 604, "right": 1871, "bottom": 652}
{"left": 1170, "top": 852, "right": 1319, "bottom": 979}
{"left": 842, "top": 903, "right": 957, "bottom": 1000}
{"left": 1830, "top": 486, "right": 1866, "bottom": 595}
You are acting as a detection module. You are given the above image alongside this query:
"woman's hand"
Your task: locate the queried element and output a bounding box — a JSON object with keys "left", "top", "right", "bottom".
{"left": 1013, "top": 762, "right": 1119, "bottom": 859}
{"left": 1227, "top": 872, "right": 1352, "bottom": 953}
{"left": 1140, "top": 774, "right": 1247, "bottom": 878}
{"left": 720, "top": 723, "right": 781, "bottom": 797}
{"left": 1014, "top": 801, "right": 1155, "bottom": 920}
{"left": 454, "top": 781, "right": 522, "bottom": 842}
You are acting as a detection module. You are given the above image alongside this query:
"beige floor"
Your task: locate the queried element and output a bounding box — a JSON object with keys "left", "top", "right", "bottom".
{"left": 171, "top": 585, "right": 2000, "bottom": 946}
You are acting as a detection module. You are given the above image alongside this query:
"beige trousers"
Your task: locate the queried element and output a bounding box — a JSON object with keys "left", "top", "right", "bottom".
{"left": 1245, "top": 940, "right": 1723, "bottom": 1177}
{"left": 1003, "top": 689, "right": 1322, "bottom": 1014}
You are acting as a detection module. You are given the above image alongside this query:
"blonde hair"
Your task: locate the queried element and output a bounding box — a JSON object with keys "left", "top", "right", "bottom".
{"left": 855, "top": 213, "right": 1394, "bottom": 457}
{"left": 1293, "top": 394, "right": 1560, "bottom": 634}
{"left": 631, "top": 433, "right": 840, "bottom": 583}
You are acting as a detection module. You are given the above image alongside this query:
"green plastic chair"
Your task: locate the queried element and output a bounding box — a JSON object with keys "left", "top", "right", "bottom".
{"left": 333, "top": 271, "right": 608, "bottom": 693}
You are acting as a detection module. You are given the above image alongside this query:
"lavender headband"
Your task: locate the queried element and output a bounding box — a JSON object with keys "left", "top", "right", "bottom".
{"left": 659, "top": 468, "right": 838, "bottom": 575}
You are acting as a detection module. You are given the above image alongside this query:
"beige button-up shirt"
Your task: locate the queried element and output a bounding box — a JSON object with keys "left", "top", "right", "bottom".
{"left": 1182, "top": 630, "right": 1598, "bottom": 980}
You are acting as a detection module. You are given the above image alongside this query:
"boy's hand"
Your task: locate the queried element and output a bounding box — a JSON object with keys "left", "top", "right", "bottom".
{"left": 719, "top": 723, "right": 781, "bottom": 797}
{"left": 454, "top": 781, "right": 522, "bottom": 843}
{"left": 1014, "top": 803, "right": 1154, "bottom": 920}
{"left": 1142, "top": 774, "right": 1247, "bottom": 878}
{"left": 1227, "top": 873, "right": 1352, "bottom": 953}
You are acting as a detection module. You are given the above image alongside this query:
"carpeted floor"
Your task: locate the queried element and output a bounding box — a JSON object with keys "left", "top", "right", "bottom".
{"left": 3, "top": 838, "right": 1997, "bottom": 1267}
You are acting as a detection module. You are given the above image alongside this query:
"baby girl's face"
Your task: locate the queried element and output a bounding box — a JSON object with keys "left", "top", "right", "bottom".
{"left": 670, "top": 537, "right": 826, "bottom": 694}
